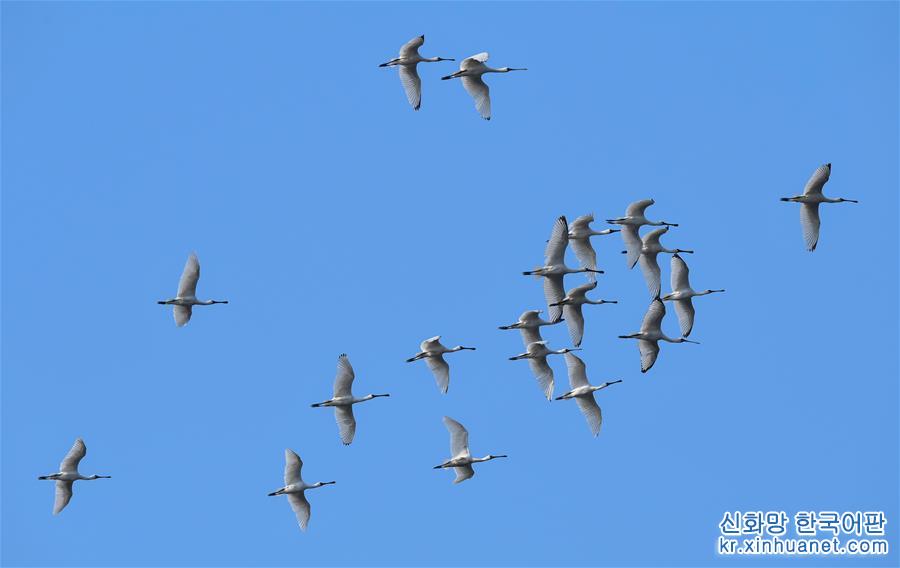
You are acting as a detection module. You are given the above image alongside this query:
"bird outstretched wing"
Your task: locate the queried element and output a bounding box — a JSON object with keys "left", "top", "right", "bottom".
{"left": 398, "top": 65, "right": 422, "bottom": 110}
{"left": 800, "top": 202, "right": 821, "bottom": 251}
{"left": 60, "top": 438, "right": 86, "bottom": 473}
{"left": 453, "top": 464, "right": 475, "bottom": 484}
{"left": 575, "top": 394, "right": 602, "bottom": 437}
{"left": 177, "top": 253, "right": 200, "bottom": 298}
{"left": 803, "top": 164, "right": 830, "bottom": 196}
{"left": 399, "top": 35, "right": 424, "bottom": 59}
{"left": 284, "top": 449, "right": 303, "bottom": 486}
{"left": 443, "top": 416, "right": 470, "bottom": 459}
{"left": 53, "top": 480, "right": 74, "bottom": 515}
{"left": 335, "top": 406, "right": 356, "bottom": 445}
{"left": 333, "top": 354, "right": 355, "bottom": 398}
{"left": 673, "top": 298, "right": 695, "bottom": 338}
{"left": 288, "top": 492, "right": 311, "bottom": 531}
{"left": 426, "top": 355, "right": 450, "bottom": 394}
{"left": 626, "top": 198, "right": 654, "bottom": 217}
{"left": 461, "top": 76, "right": 490, "bottom": 120}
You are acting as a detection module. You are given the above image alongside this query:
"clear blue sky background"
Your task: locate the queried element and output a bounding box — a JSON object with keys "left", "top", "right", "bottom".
{"left": 2, "top": 2, "right": 897, "bottom": 566}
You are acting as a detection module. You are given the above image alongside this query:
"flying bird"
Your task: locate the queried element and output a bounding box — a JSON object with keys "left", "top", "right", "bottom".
{"left": 607, "top": 199, "right": 678, "bottom": 268}
{"left": 509, "top": 341, "right": 581, "bottom": 400}
{"left": 551, "top": 281, "right": 617, "bottom": 347}
{"left": 434, "top": 416, "right": 507, "bottom": 484}
{"left": 661, "top": 254, "right": 724, "bottom": 337}
{"left": 619, "top": 299, "right": 698, "bottom": 373}
{"left": 498, "top": 309, "right": 565, "bottom": 348}
{"left": 157, "top": 253, "right": 228, "bottom": 327}
{"left": 311, "top": 354, "right": 390, "bottom": 445}
{"left": 780, "top": 163, "right": 857, "bottom": 251}
{"left": 38, "top": 438, "right": 111, "bottom": 515}
{"left": 379, "top": 35, "right": 454, "bottom": 111}
{"left": 406, "top": 336, "right": 476, "bottom": 394}
{"left": 524, "top": 216, "right": 603, "bottom": 322}
{"left": 556, "top": 353, "right": 622, "bottom": 437}
{"left": 267, "top": 449, "right": 335, "bottom": 532}
{"left": 567, "top": 213, "right": 620, "bottom": 278}
{"left": 441, "top": 52, "right": 526, "bottom": 120}
{"left": 635, "top": 226, "right": 694, "bottom": 299}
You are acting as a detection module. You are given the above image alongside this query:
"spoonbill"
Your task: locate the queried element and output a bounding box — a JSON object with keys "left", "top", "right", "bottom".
{"left": 607, "top": 199, "right": 678, "bottom": 268}
{"left": 267, "top": 449, "right": 335, "bottom": 532}
{"left": 551, "top": 281, "right": 617, "bottom": 347}
{"left": 556, "top": 353, "right": 623, "bottom": 437}
{"left": 38, "top": 438, "right": 111, "bottom": 515}
{"left": 434, "top": 416, "right": 507, "bottom": 484}
{"left": 157, "top": 253, "right": 228, "bottom": 327}
{"left": 780, "top": 163, "right": 857, "bottom": 251}
{"left": 619, "top": 299, "right": 698, "bottom": 373}
{"left": 509, "top": 341, "right": 581, "bottom": 400}
{"left": 661, "top": 254, "right": 724, "bottom": 337}
{"left": 524, "top": 216, "right": 603, "bottom": 322}
{"left": 635, "top": 226, "right": 694, "bottom": 299}
{"left": 498, "top": 309, "right": 564, "bottom": 348}
{"left": 568, "top": 213, "right": 620, "bottom": 278}
{"left": 441, "top": 52, "right": 526, "bottom": 120}
{"left": 379, "top": 35, "right": 454, "bottom": 111}
{"left": 406, "top": 336, "right": 476, "bottom": 394}
{"left": 311, "top": 354, "right": 390, "bottom": 445}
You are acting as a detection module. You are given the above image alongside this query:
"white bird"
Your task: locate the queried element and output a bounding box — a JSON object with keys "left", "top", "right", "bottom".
{"left": 406, "top": 336, "right": 476, "bottom": 394}
{"left": 509, "top": 341, "right": 581, "bottom": 400}
{"left": 567, "top": 213, "right": 620, "bottom": 278}
{"left": 157, "top": 253, "right": 228, "bottom": 327}
{"left": 311, "top": 354, "right": 390, "bottom": 445}
{"left": 780, "top": 163, "right": 857, "bottom": 251}
{"left": 607, "top": 199, "right": 678, "bottom": 268}
{"left": 379, "top": 35, "right": 454, "bottom": 111}
{"left": 619, "top": 299, "right": 698, "bottom": 373}
{"left": 433, "top": 416, "right": 507, "bottom": 484}
{"left": 661, "top": 254, "right": 724, "bottom": 337}
{"left": 551, "top": 281, "right": 617, "bottom": 347}
{"left": 38, "top": 438, "right": 111, "bottom": 515}
{"left": 524, "top": 216, "right": 604, "bottom": 322}
{"left": 636, "top": 226, "right": 694, "bottom": 299}
{"left": 441, "top": 52, "right": 526, "bottom": 120}
{"left": 267, "top": 449, "right": 335, "bottom": 532}
{"left": 556, "top": 353, "right": 622, "bottom": 437}
{"left": 498, "top": 309, "right": 565, "bottom": 347}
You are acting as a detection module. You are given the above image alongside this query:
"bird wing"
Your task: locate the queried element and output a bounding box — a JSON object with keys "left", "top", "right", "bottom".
{"left": 638, "top": 253, "right": 662, "bottom": 299}
{"left": 284, "top": 449, "right": 303, "bottom": 486}
{"left": 527, "top": 357, "right": 554, "bottom": 400}
{"left": 638, "top": 339, "right": 660, "bottom": 373}
{"left": 399, "top": 35, "right": 424, "bottom": 58}
{"left": 443, "top": 416, "right": 470, "bottom": 459}
{"left": 461, "top": 75, "right": 490, "bottom": 120}
{"left": 333, "top": 354, "right": 355, "bottom": 398}
{"left": 640, "top": 299, "right": 666, "bottom": 333}
{"left": 570, "top": 213, "right": 594, "bottom": 232}
{"left": 426, "top": 354, "right": 450, "bottom": 394}
{"left": 626, "top": 198, "right": 654, "bottom": 217}
{"left": 519, "top": 327, "right": 543, "bottom": 348}
{"left": 460, "top": 52, "right": 489, "bottom": 69}
{"left": 335, "top": 406, "right": 356, "bottom": 446}
{"left": 173, "top": 305, "right": 192, "bottom": 327}
{"left": 59, "top": 438, "right": 86, "bottom": 473}
{"left": 544, "top": 216, "right": 569, "bottom": 266}
{"left": 543, "top": 275, "right": 565, "bottom": 323}
{"left": 420, "top": 335, "right": 443, "bottom": 352}
{"left": 673, "top": 298, "right": 695, "bottom": 338}
{"left": 800, "top": 202, "right": 821, "bottom": 252}
{"left": 453, "top": 464, "right": 475, "bottom": 484}
{"left": 177, "top": 253, "right": 200, "bottom": 298}
{"left": 670, "top": 254, "right": 691, "bottom": 291}
{"left": 803, "top": 164, "right": 830, "bottom": 196}
{"left": 575, "top": 394, "right": 602, "bottom": 437}
{"left": 288, "top": 492, "right": 311, "bottom": 532}
{"left": 564, "top": 352, "right": 590, "bottom": 389}
{"left": 398, "top": 64, "right": 422, "bottom": 110}
{"left": 53, "top": 480, "right": 74, "bottom": 515}
{"left": 570, "top": 238, "right": 598, "bottom": 274}
{"left": 563, "top": 303, "right": 585, "bottom": 348}
{"left": 621, "top": 225, "right": 643, "bottom": 269}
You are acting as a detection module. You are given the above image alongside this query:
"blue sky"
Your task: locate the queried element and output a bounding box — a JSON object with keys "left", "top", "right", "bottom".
{"left": 1, "top": 1, "right": 897, "bottom": 566}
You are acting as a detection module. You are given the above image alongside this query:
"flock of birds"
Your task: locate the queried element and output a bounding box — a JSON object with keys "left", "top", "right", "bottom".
{"left": 37, "top": 35, "right": 858, "bottom": 533}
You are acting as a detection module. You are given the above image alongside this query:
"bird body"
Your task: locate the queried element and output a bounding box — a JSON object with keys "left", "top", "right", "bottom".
{"left": 780, "top": 163, "right": 857, "bottom": 251}
{"left": 38, "top": 438, "right": 111, "bottom": 515}
{"left": 311, "top": 354, "right": 389, "bottom": 445}
{"left": 619, "top": 299, "right": 698, "bottom": 372}
{"left": 661, "top": 254, "right": 724, "bottom": 337}
{"left": 434, "top": 416, "right": 506, "bottom": 484}
{"left": 406, "top": 336, "right": 475, "bottom": 394}
{"left": 551, "top": 281, "right": 617, "bottom": 347}
{"left": 268, "top": 449, "right": 335, "bottom": 532}
{"left": 509, "top": 341, "right": 581, "bottom": 400}
{"left": 636, "top": 226, "right": 694, "bottom": 299}
{"left": 157, "top": 253, "right": 228, "bottom": 326}
{"left": 441, "top": 52, "right": 527, "bottom": 120}
{"left": 555, "top": 353, "right": 622, "bottom": 437}
{"left": 498, "top": 309, "right": 564, "bottom": 347}
{"left": 379, "top": 35, "right": 453, "bottom": 110}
